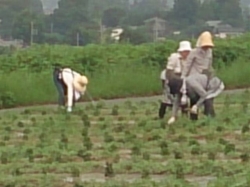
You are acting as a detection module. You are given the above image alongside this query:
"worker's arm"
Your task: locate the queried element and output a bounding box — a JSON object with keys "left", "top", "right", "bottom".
{"left": 165, "top": 53, "right": 179, "bottom": 80}
{"left": 182, "top": 50, "right": 195, "bottom": 77}
{"left": 62, "top": 71, "right": 74, "bottom": 111}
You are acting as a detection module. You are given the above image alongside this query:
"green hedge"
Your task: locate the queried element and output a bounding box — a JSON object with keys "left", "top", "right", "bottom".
{"left": 0, "top": 34, "right": 249, "bottom": 107}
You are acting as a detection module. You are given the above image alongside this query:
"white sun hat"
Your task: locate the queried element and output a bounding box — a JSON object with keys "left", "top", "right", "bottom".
{"left": 177, "top": 41, "right": 192, "bottom": 52}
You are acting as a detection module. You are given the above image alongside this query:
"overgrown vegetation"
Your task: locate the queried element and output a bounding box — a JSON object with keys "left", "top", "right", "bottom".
{"left": 0, "top": 35, "right": 249, "bottom": 107}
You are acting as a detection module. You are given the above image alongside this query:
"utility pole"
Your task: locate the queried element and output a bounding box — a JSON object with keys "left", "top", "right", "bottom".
{"left": 76, "top": 32, "right": 79, "bottom": 46}
{"left": 99, "top": 19, "right": 105, "bottom": 44}
{"left": 30, "top": 21, "right": 34, "bottom": 45}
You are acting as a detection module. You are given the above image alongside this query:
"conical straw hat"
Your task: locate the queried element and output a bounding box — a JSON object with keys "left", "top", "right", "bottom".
{"left": 196, "top": 31, "right": 214, "bottom": 47}
{"left": 73, "top": 75, "right": 88, "bottom": 93}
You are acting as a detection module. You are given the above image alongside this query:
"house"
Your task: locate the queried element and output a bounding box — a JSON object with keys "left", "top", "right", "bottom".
{"left": 213, "top": 24, "right": 245, "bottom": 38}
{"left": 205, "top": 20, "right": 222, "bottom": 28}
{"left": 205, "top": 20, "right": 244, "bottom": 38}
{"left": 144, "top": 17, "right": 168, "bottom": 41}
{"left": 0, "top": 38, "right": 23, "bottom": 48}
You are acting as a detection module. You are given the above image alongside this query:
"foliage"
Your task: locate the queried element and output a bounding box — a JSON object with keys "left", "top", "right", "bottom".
{"left": 0, "top": 35, "right": 248, "bottom": 106}
{"left": 0, "top": 93, "right": 249, "bottom": 186}
{"left": 0, "top": 0, "right": 246, "bottom": 44}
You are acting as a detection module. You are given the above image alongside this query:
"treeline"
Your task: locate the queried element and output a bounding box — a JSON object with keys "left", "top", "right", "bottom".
{"left": 0, "top": 0, "right": 248, "bottom": 45}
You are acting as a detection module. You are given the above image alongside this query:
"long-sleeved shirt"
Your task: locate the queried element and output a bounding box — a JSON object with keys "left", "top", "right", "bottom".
{"left": 171, "top": 74, "right": 224, "bottom": 117}
{"left": 182, "top": 47, "right": 213, "bottom": 77}
{"left": 166, "top": 53, "right": 186, "bottom": 80}
{"left": 61, "top": 68, "right": 81, "bottom": 108}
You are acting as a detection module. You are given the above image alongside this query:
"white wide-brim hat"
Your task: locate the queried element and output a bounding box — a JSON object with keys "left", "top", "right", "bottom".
{"left": 177, "top": 41, "right": 192, "bottom": 52}
{"left": 73, "top": 75, "right": 88, "bottom": 93}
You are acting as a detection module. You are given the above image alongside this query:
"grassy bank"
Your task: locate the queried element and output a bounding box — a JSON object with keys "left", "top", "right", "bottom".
{"left": 0, "top": 59, "right": 248, "bottom": 107}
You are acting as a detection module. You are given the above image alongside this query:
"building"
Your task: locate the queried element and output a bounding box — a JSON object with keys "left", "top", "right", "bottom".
{"left": 144, "top": 17, "right": 168, "bottom": 41}
{"left": 205, "top": 20, "right": 244, "bottom": 38}
{"left": 0, "top": 38, "right": 23, "bottom": 48}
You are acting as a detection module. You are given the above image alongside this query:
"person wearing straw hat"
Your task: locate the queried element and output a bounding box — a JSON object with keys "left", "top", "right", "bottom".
{"left": 167, "top": 73, "right": 225, "bottom": 124}
{"left": 182, "top": 31, "right": 215, "bottom": 77}
{"left": 53, "top": 66, "right": 88, "bottom": 112}
{"left": 162, "top": 41, "right": 192, "bottom": 118}
{"left": 180, "top": 31, "right": 216, "bottom": 119}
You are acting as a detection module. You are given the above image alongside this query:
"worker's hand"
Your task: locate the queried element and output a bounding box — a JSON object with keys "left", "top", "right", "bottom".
{"left": 67, "top": 107, "right": 72, "bottom": 113}
{"left": 191, "top": 105, "right": 198, "bottom": 114}
{"left": 81, "top": 86, "right": 87, "bottom": 95}
{"left": 168, "top": 116, "right": 176, "bottom": 125}
{"left": 181, "top": 94, "right": 188, "bottom": 105}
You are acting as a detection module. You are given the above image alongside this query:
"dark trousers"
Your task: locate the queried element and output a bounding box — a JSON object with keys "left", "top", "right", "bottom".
{"left": 158, "top": 102, "right": 188, "bottom": 119}
{"left": 53, "top": 69, "right": 67, "bottom": 107}
{"left": 189, "top": 94, "right": 215, "bottom": 120}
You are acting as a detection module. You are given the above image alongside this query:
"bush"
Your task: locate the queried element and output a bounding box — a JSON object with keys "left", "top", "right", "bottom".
{"left": 0, "top": 35, "right": 248, "bottom": 106}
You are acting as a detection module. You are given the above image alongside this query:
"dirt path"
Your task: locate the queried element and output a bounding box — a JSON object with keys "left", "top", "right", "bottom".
{"left": 0, "top": 88, "right": 248, "bottom": 114}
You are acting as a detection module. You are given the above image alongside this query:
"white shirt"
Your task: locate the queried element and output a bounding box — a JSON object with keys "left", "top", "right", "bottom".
{"left": 160, "top": 69, "right": 166, "bottom": 80}
{"left": 166, "top": 53, "right": 185, "bottom": 74}
{"left": 61, "top": 68, "right": 82, "bottom": 107}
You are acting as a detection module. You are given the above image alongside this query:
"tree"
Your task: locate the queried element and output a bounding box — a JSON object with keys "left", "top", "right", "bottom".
{"left": 0, "top": 0, "right": 44, "bottom": 38}
{"left": 215, "top": 0, "right": 243, "bottom": 26}
{"left": 102, "top": 7, "right": 126, "bottom": 27}
{"left": 12, "top": 9, "right": 45, "bottom": 44}
{"left": 170, "top": 0, "right": 200, "bottom": 29}
{"left": 51, "top": 0, "right": 90, "bottom": 35}
{"left": 198, "top": 0, "right": 218, "bottom": 21}
{"left": 122, "top": 0, "right": 167, "bottom": 26}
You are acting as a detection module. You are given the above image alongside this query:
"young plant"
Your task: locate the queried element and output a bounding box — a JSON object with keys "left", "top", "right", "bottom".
{"left": 142, "top": 152, "right": 150, "bottom": 160}
{"left": 224, "top": 143, "right": 235, "bottom": 155}
{"left": 3, "top": 135, "right": 10, "bottom": 141}
{"left": 145, "top": 109, "right": 151, "bottom": 115}
{"left": 191, "top": 145, "right": 201, "bottom": 155}
{"left": 17, "top": 121, "right": 24, "bottom": 128}
{"left": 81, "top": 127, "right": 89, "bottom": 137}
{"left": 1, "top": 151, "right": 8, "bottom": 164}
{"left": 71, "top": 166, "right": 80, "bottom": 177}
{"left": 240, "top": 153, "right": 249, "bottom": 162}
{"left": 131, "top": 143, "right": 141, "bottom": 156}
{"left": 83, "top": 136, "right": 93, "bottom": 150}
{"left": 241, "top": 124, "right": 250, "bottom": 134}
{"left": 141, "top": 168, "right": 150, "bottom": 179}
{"left": 77, "top": 149, "right": 92, "bottom": 161}
{"left": 111, "top": 105, "right": 119, "bottom": 116}
{"left": 104, "top": 132, "right": 114, "bottom": 143}
{"left": 93, "top": 108, "right": 100, "bottom": 116}
{"left": 174, "top": 150, "right": 183, "bottom": 159}
{"left": 104, "top": 161, "right": 115, "bottom": 177}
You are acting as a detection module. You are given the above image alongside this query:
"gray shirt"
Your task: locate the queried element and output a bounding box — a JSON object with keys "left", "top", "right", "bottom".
{"left": 182, "top": 48, "right": 213, "bottom": 76}
{"left": 171, "top": 74, "right": 224, "bottom": 117}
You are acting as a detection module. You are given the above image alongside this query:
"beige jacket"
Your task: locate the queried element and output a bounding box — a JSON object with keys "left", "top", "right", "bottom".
{"left": 166, "top": 53, "right": 186, "bottom": 80}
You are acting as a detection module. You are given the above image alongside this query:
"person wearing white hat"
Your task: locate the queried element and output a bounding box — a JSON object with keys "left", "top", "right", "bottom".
{"left": 158, "top": 69, "right": 173, "bottom": 119}
{"left": 164, "top": 40, "right": 193, "bottom": 117}
{"left": 166, "top": 41, "right": 192, "bottom": 79}
{"left": 53, "top": 66, "right": 88, "bottom": 112}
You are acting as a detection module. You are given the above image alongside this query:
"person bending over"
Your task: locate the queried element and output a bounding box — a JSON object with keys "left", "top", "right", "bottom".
{"left": 53, "top": 65, "right": 88, "bottom": 112}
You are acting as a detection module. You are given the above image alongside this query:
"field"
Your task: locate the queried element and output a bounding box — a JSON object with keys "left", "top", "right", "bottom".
{"left": 0, "top": 89, "right": 250, "bottom": 187}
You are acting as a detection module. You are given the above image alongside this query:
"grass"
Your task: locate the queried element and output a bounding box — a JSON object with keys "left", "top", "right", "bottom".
{"left": 0, "top": 59, "right": 249, "bottom": 107}
{"left": 0, "top": 92, "right": 250, "bottom": 186}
